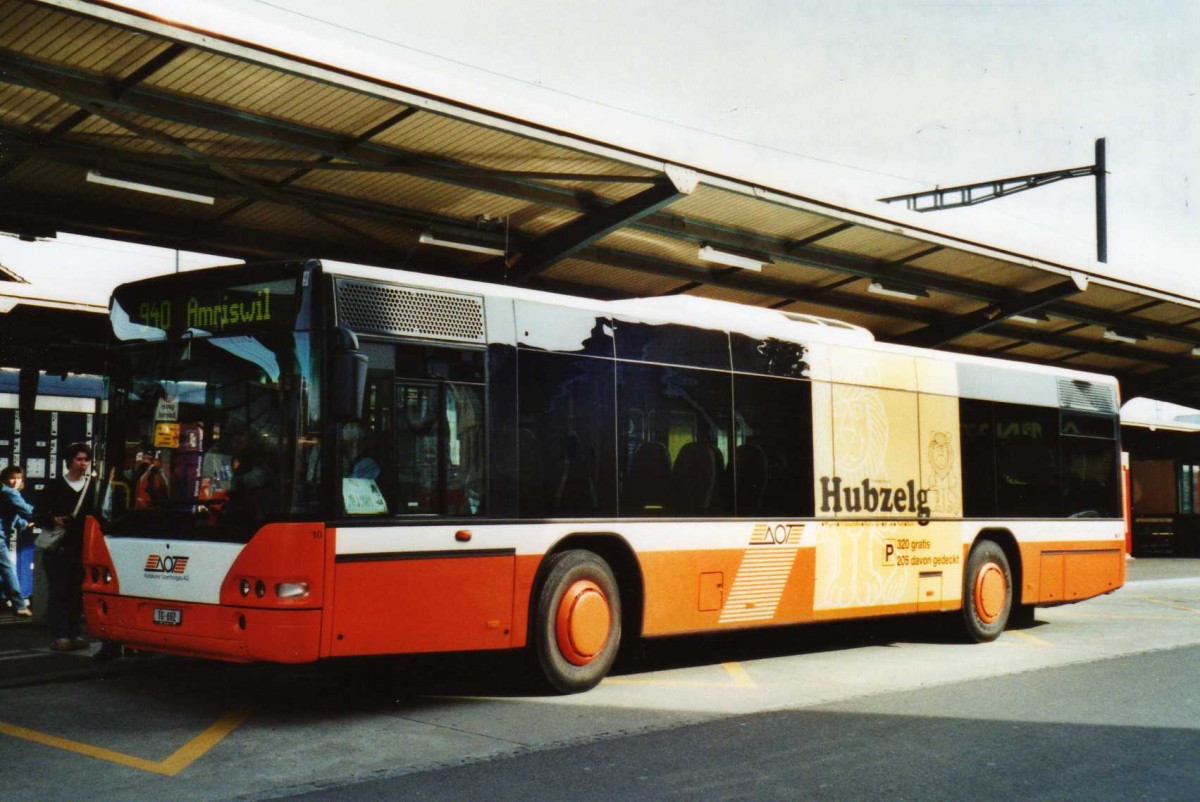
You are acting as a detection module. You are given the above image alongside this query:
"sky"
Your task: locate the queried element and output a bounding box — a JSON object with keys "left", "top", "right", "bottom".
{"left": 3, "top": 0, "right": 1198, "bottom": 306}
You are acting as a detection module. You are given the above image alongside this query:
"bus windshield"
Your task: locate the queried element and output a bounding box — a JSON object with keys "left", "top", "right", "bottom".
{"left": 103, "top": 332, "right": 321, "bottom": 542}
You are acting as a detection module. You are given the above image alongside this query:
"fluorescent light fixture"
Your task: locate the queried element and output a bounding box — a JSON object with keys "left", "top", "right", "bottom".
{"left": 1009, "top": 312, "right": 1049, "bottom": 325}
{"left": 867, "top": 280, "right": 928, "bottom": 301}
{"left": 698, "top": 244, "right": 771, "bottom": 271}
{"left": 1103, "top": 328, "right": 1141, "bottom": 344}
{"left": 86, "top": 169, "right": 214, "bottom": 205}
{"left": 418, "top": 230, "right": 505, "bottom": 257}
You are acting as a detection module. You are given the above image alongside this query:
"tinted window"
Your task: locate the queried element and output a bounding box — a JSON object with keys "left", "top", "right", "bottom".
{"left": 395, "top": 344, "right": 485, "bottom": 382}
{"left": 518, "top": 351, "right": 616, "bottom": 518}
{"left": 994, "top": 402, "right": 1060, "bottom": 517}
{"left": 1062, "top": 411, "right": 1119, "bottom": 518}
{"left": 960, "top": 399, "right": 997, "bottom": 517}
{"left": 615, "top": 321, "right": 729, "bottom": 369}
{"left": 618, "top": 363, "right": 732, "bottom": 516}
{"left": 733, "top": 375, "right": 814, "bottom": 516}
{"left": 339, "top": 342, "right": 486, "bottom": 517}
{"left": 730, "top": 334, "right": 810, "bottom": 378}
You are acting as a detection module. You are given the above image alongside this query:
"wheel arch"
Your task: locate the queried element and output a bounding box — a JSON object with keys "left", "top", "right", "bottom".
{"left": 535, "top": 533, "right": 645, "bottom": 642}
{"left": 971, "top": 527, "right": 1023, "bottom": 604}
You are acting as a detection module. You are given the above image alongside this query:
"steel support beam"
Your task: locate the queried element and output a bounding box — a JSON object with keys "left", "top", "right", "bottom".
{"left": 504, "top": 180, "right": 687, "bottom": 284}
{"left": 898, "top": 278, "right": 1082, "bottom": 347}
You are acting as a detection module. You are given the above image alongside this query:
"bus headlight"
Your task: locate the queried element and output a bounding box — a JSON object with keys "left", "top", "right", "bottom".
{"left": 240, "top": 578, "right": 251, "bottom": 597}
{"left": 275, "top": 581, "right": 309, "bottom": 599}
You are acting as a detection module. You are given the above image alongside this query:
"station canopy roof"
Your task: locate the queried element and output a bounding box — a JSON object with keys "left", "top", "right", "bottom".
{"left": 3, "top": 0, "right": 1200, "bottom": 406}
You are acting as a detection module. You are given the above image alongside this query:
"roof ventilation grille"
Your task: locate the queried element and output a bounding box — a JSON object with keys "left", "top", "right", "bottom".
{"left": 336, "top": 279, "right": 485, "bottom": 343}
{"left": 1057, "top": 378, "right": 1116, "bottom": 414}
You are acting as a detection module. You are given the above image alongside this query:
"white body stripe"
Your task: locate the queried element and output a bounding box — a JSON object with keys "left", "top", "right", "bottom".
{"left": 106, "top": 538, "right": 242, "bottom": 603}
{"left": 719, "top": 541, "right": 803, "bottom": 623}
{"left": 334, "top": 518, "right": 1123, "bottom": 557}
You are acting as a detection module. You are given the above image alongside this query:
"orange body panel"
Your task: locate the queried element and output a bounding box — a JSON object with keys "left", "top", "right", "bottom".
{"left": 1019, "top": 540, "right": 1125, "bottom": 605}
{"left": 329, "top": 554, "right": 516, "bottom": 656}
{"left": 637, "top": 548, "right": 817, "bottom": 636}
{"left": 84, "top": 522, "right": 327, "bottom": 663}
{"left": 85, "top": 594, "right": 321, "bottom": 662}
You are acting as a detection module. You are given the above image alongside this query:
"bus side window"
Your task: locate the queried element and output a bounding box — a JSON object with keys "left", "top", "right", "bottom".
{"left": 617, "top": 362, "right": 732, "bottom": 517}
{"left": 340, "top": 342, "right": 394, "bottom": 517}
{"left": 732, "top": 374, "right": 814, "bottom": 517}
{"left": 517, "top": 350, "right": 616, "bottom": 518}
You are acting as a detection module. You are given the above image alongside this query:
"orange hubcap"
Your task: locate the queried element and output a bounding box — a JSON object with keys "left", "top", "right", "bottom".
{"left": 555, "top": 579, "right": 611, "bottom": 666}
{"left": 974, "top": 563, "right": 1007, "bottom": 623}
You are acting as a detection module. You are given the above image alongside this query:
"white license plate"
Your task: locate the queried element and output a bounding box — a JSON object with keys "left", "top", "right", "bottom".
{"left": 152, "top": 608, "right": 182, "bottom": 626}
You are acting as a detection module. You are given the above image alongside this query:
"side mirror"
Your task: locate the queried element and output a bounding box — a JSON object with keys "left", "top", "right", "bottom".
{"left": 331, "top": 326, "right": 368, "bottom": 422}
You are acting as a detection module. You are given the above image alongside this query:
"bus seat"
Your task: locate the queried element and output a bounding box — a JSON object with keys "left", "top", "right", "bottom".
{"left": 669, "top": 441, "right": 718, "bottom": 515}
{"left": 519, "top": 428, "right": 546, "bottom": 517}
{"left": 625, "top": 441, "right": 671, "bottom": 514}
{"left": 735, "top": 442, "right": 768, "bottom": 513}
{"left": 555, "top": 432, "right": 597, "bottom": 514}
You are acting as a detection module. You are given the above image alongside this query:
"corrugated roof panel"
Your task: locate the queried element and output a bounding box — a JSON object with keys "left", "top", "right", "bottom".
{"left": 224, "top": 200, "right": 362, "bottom": 240}
{"left": 334, "top": 218, "right": 420, "bottom": 252}
{"left": 815, "top": 226, "right": 934, "bottom": 262}
{"left": 6, "top": 158, "right": 223, "bottom": 217}
{"left": 509, "top": 206, "right": 580, "bottom": 235}
{"left": 2, "top": 8, "right": 86, "bottom": 59}
{"left": 4, "top": 7, "right": 168, "bottom": 79}
{"left": 844, "top": 281, "right": 983, "bottom": 317}
{"left": 1070, "top": 323, "right": 1183, "bottom": 357}
{"left": 544, "top": 258, "right": 680, "bottom": 297}
{"left": 146, "top": 50, "right": 396, "bottom": 136}
{"left": 378, "top": 112, "right": 633, "bottom": 175}
{"left": 763, "top": 260, "right": 861, "bottom": 288}
{"left": 1129, "top": 302, "right": 1200, "bottom": 327}
{"left": 1072, "top": 283, "right": 1162, "bottom": 313}
{"left": 684, "top": 284, "right": 784, "bottom": 309}
{"left": 376, "top": 113, "right": 659, "bottom": 203}
{"left": 671, "top": 186, "right": 835, "bottom": 241}
{"left": 594, "top": 227, "right": 700, "bottom": 267}
{"left": 1003, "top": 342, "right": 1144, "bottom": 374}
{"left": 293, "top": 168, "right": 537, "bottom": 226}
{"left": 0, "top": 0, "right": 46, "bottom": 50}
{"left": 953, "top": 331, "right": 1021, "bottom": 351}
{"left": 0, "top": 84, "right": 72, "bottom": 131}
{"left": 909, "top": 248, "right": 1045, "bottom": 288}
{"left": 777, "top": 300, "right": 908, "bottom": 335}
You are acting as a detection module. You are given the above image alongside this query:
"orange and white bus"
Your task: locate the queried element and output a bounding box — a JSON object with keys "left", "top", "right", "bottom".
{"left": 83, "top": 259, "right": 1126, "bottom": 692}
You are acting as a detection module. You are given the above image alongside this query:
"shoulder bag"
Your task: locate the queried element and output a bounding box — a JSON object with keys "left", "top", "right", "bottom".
{"left": 34, "top": 474, "right": 91, "bottom": 552}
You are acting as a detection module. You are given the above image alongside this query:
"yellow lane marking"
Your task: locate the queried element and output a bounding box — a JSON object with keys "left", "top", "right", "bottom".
{"left": 1139, "top": 597, "right": 1200, "bottom": 615}
{"left": 604, "top": 661, "right": 756, "bottom": 688}
{"left": 0, "top": 709, "right": 250, "bottom": 776}
{"left": 1005, "top": 629, "right": 1053, "bottom": 647}
{"left": 722, "top": 661, "right": 756, "bottom": 687}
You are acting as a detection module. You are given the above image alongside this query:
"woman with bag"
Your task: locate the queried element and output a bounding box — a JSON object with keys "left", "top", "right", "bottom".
{"left": 35, "top": 442, "right": 95, "bottom": 652}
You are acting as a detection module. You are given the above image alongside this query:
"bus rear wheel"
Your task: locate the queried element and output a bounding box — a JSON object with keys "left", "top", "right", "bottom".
{"left": 960, "top": 540, "right": 1012, "bottom": 642}
{"left": 532, "top": 550, "right": 622, "bottom": 694}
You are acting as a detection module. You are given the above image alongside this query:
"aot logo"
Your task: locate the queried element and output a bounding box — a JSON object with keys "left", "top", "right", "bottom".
{"left": 144, "top": 555, "right": 189, "bottom": 575}
{"left": 749, "top": 522, "right": 804, "bottom": 546}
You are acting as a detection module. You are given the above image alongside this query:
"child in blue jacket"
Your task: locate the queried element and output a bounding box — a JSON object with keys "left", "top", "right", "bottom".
{"left": 0, "top": 465, "right": 34, "bottom": 616}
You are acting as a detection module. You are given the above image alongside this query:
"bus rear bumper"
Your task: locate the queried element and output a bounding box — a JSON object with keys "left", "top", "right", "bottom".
{"left": 83, "top": 593, "right": 322, "bottom": 664}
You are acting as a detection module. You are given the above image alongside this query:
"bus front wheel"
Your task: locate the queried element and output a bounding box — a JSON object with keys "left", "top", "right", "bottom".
{"left": 532, "top": 549, "right": 622, "bottom": 694}
{"left": 960, "top": 540, "right": 1012, "bottom": 642}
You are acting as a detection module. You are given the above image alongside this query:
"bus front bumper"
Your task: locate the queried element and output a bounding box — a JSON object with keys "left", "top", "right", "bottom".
{"left": 83, "top": 592, "right": 322, "bottom": 663}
